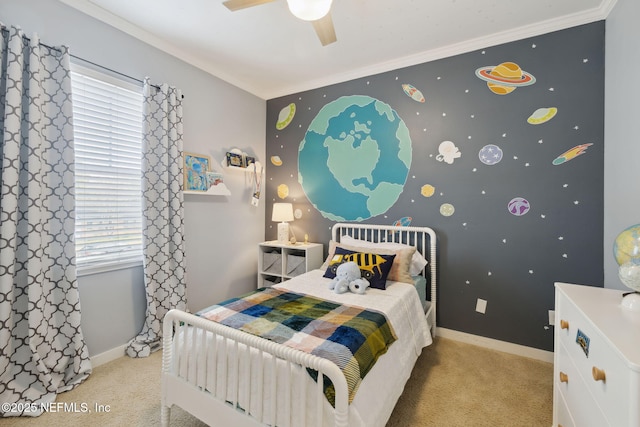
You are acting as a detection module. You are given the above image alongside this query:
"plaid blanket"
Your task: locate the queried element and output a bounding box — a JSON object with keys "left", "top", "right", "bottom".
{"left": 197, "top": 287, "right": 397, "bottom": 405}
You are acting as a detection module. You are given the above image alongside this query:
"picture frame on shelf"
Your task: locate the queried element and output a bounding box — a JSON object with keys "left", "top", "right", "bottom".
{"left": 226, "top": 151, "right": 244, "bottom": 168}
{"left": 244, "top": 155, "right": 256, "bottom": 168}
{"left": 206, "top": 171, "right": 224, "bottom": 188}
{"left": 184, "top": 152, "right": 211, "bottom": 191}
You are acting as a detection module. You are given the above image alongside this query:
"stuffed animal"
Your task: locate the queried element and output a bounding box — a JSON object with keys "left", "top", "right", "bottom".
{"left": 328, "top": 262, "right": 369, "bottom": 295}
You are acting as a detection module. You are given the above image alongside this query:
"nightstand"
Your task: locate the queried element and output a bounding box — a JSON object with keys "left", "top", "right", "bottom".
{"left": 258, "top": 241, "right": 323, "bottom": 288}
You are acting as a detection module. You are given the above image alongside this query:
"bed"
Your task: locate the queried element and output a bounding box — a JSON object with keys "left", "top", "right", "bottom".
{"left": 161, "top": 223, "right": 437, "bottom": 427}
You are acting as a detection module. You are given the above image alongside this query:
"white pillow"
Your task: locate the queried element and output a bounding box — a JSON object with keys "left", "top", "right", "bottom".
{"left": 339, "top": 235, "right": 428, "bottom": 276}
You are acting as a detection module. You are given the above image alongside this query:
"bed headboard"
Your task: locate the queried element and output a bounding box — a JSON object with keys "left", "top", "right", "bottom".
{"left": 331, "top": 223, "right": 437, "bottom": 333}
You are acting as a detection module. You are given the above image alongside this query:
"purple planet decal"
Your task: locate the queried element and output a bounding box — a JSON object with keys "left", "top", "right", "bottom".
{"left": 508, "top": 197, "right": 530, "bottom": 216}
{"left": 479, "top": 144, "right": 503, "bottom": 165}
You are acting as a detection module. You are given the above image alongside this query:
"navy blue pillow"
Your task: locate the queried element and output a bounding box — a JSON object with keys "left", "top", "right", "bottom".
{"left": 323, "top": 247, "right": 396, "bottom": 290}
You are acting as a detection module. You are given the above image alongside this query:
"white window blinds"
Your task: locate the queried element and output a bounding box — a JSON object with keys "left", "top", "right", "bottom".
{"left": 71, "top": 66, "right": 144, "bottom": 272}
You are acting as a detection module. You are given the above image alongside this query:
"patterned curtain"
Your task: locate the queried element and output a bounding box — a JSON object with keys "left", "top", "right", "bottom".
{"left": 126, "top": 79, "right": 187, "bottom": 358}
{"left": 0, "top": 25, "right": 91, "bottom": 416}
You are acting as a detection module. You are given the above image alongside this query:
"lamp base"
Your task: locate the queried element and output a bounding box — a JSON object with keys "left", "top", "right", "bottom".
{"left": 277, "top": 222, "right": 290, "bottom": 243}
{"left": 621, "top": 292, "right": 640, "bottom": 313}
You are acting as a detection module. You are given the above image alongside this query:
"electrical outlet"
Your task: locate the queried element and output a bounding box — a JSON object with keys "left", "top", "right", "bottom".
{"left": 475, "top": 298, "right": 487, "bottom": 314}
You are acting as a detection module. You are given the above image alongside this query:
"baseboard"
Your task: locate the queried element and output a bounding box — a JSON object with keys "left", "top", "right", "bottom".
{"left": 436, "top": 327, "right": 554, "bottom": 363}
{"left": 89, "top": 344, "right": 127, "bottom": 368}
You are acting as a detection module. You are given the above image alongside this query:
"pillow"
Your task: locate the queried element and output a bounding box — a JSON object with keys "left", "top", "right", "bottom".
{"left": 322, "top": 240, "right": 415, "bottom": 284}
{"left": 340, "top": 235, "right": 428, "bottom": 276}
{"left": 323, "top": 247, "right": 396, "bottom": 290}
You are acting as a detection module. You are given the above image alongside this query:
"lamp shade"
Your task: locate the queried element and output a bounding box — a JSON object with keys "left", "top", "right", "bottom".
{"left": 272, "top": 203, "right": 294, "bottom": 222}
{"left": 286, "top": 0, "right": 332, "bottom": 21}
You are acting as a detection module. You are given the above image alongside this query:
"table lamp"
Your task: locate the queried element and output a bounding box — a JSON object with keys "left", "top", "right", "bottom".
{"left": 272, "top": 203, "right": 294, "bottom": 243}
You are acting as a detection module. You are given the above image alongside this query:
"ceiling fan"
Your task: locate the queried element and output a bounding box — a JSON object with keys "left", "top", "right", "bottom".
{"left": 223, "top": 0, "right": 337, "bottom": 46}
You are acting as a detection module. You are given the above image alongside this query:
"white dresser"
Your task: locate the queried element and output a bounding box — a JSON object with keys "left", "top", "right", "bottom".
{"left": 553, "top": 282, "right": 640, "bottom": 427}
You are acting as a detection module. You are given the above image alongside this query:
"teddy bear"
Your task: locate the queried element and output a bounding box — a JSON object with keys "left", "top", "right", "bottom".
{"left": 328, "top": 261, "right": 370, "bottom": 295}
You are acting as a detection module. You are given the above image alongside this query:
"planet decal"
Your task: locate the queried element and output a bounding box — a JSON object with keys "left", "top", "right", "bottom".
{"left": 271, "top": 155, "right": 283, "bottom": 166}
{"left": 475, "top": 62, "right": 536, "bottom": 95}
{"left": 478, "top": 144, "right": 503, "bottom": 165}
{"left": 552, "top": 143, "right": 593, "bottom": 165}
{"left": 298, "top": 95, "right": 412, "bottom": 222}
{"left": 508, "top": 197, "right": 530, "bottom": 216}
{"left": 276, "top": 103, "right": 296, "bottom": 130}
{"left": 393, "top": 216, "right": 412, "bottom": 227}
{"left": 277, "top": 184, "right": 289, "bottom": 199}
{"left": 402, "top": 84, "right": 425, "bottom": 103}
{"left": 294, "top": 208, "right": 303, "bottom": 219}
{"left": 440, "top": 203, "right": 455, "bottom": 217}
{"left": 527, "top": 107, "right": 557, "bottom": 125}
{"left": 421, "top": 184, "right": 435, "bottom": 198}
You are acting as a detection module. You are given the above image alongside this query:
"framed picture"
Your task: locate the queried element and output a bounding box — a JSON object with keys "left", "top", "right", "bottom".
{"left": 244, "top": 156, "right": 256, "bottom": 168}
{"left": 206, "top": 171, "right": 224, "bottom": 187}
{"left": 226, "top": 151, "right": 244, "bottom": 168}
{"left": 184, "top": 152, "right": 211, "bottom": 191}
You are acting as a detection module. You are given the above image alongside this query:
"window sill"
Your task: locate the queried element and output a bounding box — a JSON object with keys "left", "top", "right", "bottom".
{"left": 77, "top": 259, "right": 143, "bottom": 277}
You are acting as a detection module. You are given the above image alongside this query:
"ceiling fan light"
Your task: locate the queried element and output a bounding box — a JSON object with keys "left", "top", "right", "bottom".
{"left": 287, "top": 0, "right": 333, "bottom": 21}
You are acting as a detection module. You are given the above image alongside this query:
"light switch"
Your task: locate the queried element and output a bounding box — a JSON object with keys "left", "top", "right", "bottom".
{"left": 476, "top": 298, "right": 487, "bottom": 314}
{"left": 548, "top": 310, "right": 555, "bottom": 326}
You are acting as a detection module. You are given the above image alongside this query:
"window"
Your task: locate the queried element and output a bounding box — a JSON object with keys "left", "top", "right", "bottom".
{"left": 71, "top": 65, "right": 144, "bottom": 274}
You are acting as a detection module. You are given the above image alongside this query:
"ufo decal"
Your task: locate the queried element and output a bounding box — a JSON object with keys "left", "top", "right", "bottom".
{"left": 402, "top": 83, "right": 425, "bottom": 103}
{"left": 552, "top": 143, "right": 593, "bottom": 165}
{"left": 527, "top": 107, "right": 558, "bottom": 125}
{"left": 270, "top": 155, "right": 283, "bottom": 166}
{"left": 475, "top": 62, "right": 536, "bottom": 95}
{"left": 276, "top": 103, "right": 296, "bottom": 130}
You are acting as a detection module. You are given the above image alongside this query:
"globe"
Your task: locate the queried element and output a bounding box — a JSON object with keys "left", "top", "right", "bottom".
{"left": 613, "top": 224, "right": 640, "bottom": 293}
{"left": 298, "top": 95, "right": 411, "bottom": 221}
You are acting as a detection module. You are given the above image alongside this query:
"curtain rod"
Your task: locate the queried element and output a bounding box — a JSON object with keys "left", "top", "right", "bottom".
{"left": 2, "top": 27, "right": 184, "bottom": 98}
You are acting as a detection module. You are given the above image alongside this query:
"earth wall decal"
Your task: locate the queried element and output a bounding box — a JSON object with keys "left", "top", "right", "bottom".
{"left": 298, "top": 95, "right": 412, "bottom": 221}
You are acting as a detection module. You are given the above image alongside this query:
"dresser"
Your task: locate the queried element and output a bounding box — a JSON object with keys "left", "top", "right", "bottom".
{"left": 553, "top": 282, "right": 640, "bottom": 427}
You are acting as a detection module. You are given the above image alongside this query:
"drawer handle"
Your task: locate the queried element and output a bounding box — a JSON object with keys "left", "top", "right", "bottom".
{"left": 559, "top": 371, "right": 568, "bottom": 383}
{"left": 560, "top": 319, "right": 569, "bottom": 330}
{"left": 592, "top": 367, "right": 606, "bottom": 382}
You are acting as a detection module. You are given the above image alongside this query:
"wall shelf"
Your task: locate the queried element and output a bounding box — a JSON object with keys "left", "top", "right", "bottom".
{"left": 184, "top": 183, "right": 231, "bottom": 196}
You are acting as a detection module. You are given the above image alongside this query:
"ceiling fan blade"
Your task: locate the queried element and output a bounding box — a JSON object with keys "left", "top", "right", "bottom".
{"left": 312, "top": 12, "right": 337, "bottom": 46}
{"left": 223, "top": 0, "right": 276, "bottom": 11}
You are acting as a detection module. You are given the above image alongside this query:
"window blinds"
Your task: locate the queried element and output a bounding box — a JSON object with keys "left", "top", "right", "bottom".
{"left": 71, "top": 68, "right": 144, "bottom": 271}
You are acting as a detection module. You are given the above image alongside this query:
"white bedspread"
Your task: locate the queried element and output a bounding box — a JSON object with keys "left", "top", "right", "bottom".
{"left": 274, "top": 269, "right": 432, "bottom": 427}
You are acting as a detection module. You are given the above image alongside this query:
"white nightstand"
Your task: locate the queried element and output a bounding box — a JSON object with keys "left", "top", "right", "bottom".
{"left": 258, "top": 241, "right": 324, "bottom": 288}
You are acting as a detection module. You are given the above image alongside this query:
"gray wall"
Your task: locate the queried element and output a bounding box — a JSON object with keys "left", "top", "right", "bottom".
{"left": 0, "top": 0, "right": 266, "bottom": 356}
{"left": 604, "top": 0, "right": 640, "bottom": 291}
{"left": 265, "top": 22, "right": 605, "bottom": 352}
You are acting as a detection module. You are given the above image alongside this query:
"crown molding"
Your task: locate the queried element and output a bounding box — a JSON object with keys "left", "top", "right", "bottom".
{"left": 59, "top": 0, "right": 616, "bottom": 100}
{"left": 263, "top": 1, "right": 616, "bottom": 99}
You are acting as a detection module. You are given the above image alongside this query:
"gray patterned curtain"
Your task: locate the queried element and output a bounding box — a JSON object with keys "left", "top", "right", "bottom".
{"left": 0, "top": 25, "right": 91, "bottom": 416}
{"left": 126, "top": 79, "right": 187, "bottom": 358}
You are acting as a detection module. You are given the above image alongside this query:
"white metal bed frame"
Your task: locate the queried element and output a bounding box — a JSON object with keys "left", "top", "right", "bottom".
{"left": 161, "top": 223, "right": 437, "bottom": 427}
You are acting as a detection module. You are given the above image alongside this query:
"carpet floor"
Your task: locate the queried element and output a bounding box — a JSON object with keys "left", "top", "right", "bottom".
{"left": 1, "top": 337, "right": 553, "bottom": 427}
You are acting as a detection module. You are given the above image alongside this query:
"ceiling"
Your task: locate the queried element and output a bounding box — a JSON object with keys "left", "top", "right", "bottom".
{"left": 59, "top": 0, "right": 615, "bottom": 100}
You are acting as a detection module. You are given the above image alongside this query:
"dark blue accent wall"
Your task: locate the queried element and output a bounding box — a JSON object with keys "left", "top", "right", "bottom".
{"left": 265, "top": 22, "right": 605, "bottom": 351}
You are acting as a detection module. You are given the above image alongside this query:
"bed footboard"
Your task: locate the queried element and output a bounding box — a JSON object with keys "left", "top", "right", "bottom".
{"left": 161, "top": 309, "right": 349, "bottom": 427}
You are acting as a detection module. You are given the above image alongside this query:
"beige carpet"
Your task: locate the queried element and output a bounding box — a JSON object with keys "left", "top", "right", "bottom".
{"left": 1, "top": 337, "right": 553, "bottom": 427}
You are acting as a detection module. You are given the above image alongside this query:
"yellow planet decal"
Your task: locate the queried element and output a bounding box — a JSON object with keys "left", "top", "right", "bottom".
{"left": 270, "top": 155, "right": 283, "bottom": 166}
{"left": 527, "top": 107, "right": 557, "bottom": 125}
{"left": 552, "top": 143, "right": 593, "bottom": 165}
{"left": 276, "top": 103, "right": 296, "bottom": 130}
{"left": 277, "top": 184, "right": 289, "bottom": 199}
{"left": 440, "top": 203, "right": 455, "bottom": 217}
{"left": 421, "top": 184, "right": 435, "bottom": 197}
{"left": 475, "top": 62, "right": 536, "bottom": 95}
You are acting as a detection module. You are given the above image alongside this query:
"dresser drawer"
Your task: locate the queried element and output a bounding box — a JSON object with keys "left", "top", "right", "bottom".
{"left": 555, "top": 342, "right": 609, "bottom": 427}
{"left": 556, "top": 293, "right": 630, "bottom": 426}
{"left": 554, "top": 384, "right": 575, "bottom": 427}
